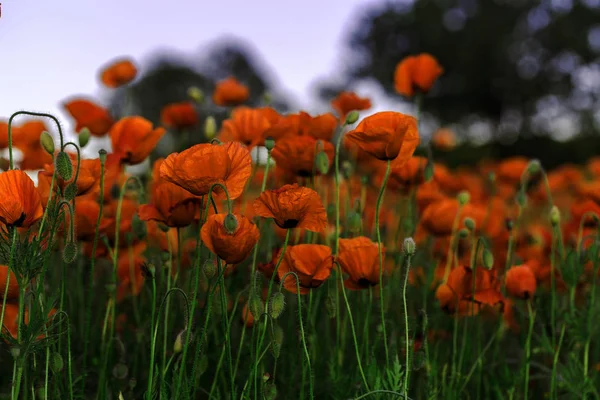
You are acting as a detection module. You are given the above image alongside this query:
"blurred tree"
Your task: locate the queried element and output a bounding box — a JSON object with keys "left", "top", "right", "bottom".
{"left": 321, "top": 0, "right": 600, "bottom": 141}
{"left": 107, "top": 38, "right": 290, "bottom": 156}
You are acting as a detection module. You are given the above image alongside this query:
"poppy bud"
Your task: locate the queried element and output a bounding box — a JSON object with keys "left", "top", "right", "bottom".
{"left": 483, "top": 249, "right": 494, "bottom": 270}
{"left": 204, "top": 116, "right": 217, "bottom": 140}
{"left": 224, "top": 213, "right": 239, "bottom": 234}
{"left": 345, "top": 110, "right": 360, "bottom": 125}
{"left": 550, "top": 206, "right": 560, "bottom": 227}
{"left": 264, "top": 137, "right": 275, "bottom": 151}
{"left": 315, "top": 151, "right": 330, "bottom": 175}
{"left": 526, "top": 159, "right": 541, "bottom": 175}
{"left": 269, "top": 292, "right": 285, "bottom": 319}
{"left": 403, "top": 237, "right": 416, "bottom": 256}
{"left": 342, "top": 161, "right": 354, "bottom": 180}
{"left": 347, "top": 211, "right": 362, "bottom": 233}
{"left": 458, "top": 228, "right": 469, "bottom": 238}
{"left": 249, "top": 294, "right": 264, "bottom": 320}
{"left": 112, "top": 363, "right": 129, "bottom": 380}
{"left": 78, "top": 127, "right": 91, "bottom": 148}
{"left": 63, "top": 183, "right": 78, "bottom": 201}
{"left": 457, "top": 191, "right": 470, "bottom": 206}
{"left": 174, "top": 330, "right": 185, "bottom": 353}
{"left": 187, "top": 86, "right": 204, "bottom": 103}
{"left": 263, "top": 372, "right": 271, "bottom": 383}
{"left": 63, "top": 241, "right": 78, "bottom": 264}
{"left": 158, "top": 223, "right": 170, "bottom": 233}
{"left": 270, "top": 324, "right": 284, "bottom": 359}
{"left": 464, "top": 217, "right": 475, "bottom": 231}
{"left": 325, "top": 295, "right": 336, "bottom": 319}
{"left": 263, "top": 91, "right": 273, "bottom": 105}
{"left": 129, "top": 378, "right": 137, "bottom": 390}
{"left": 10, "top": 346, "right": 20, "bottom": 359}
{"left": 40, "top": 131, "right": 55, "bottom": 155}
{"left": 202, "top": 259, "right": 217, "bottom": 279}
{"left": 263, "top": 382, "right": 277, "bottom": 400}
{"left": 132, "top": 214, "right": 147, "bottom": 240}
{"left": 516, "top": 190, "right": 527, "bottom": 207}
{"left": 55, "top": 151, "right": 73, "bottom": 181}
{"left": 51, "top": 352, "right": 64, "bottom": 374}
{"left": 98, "top": 149, "right": 108, "bottom": 164}
{"left": 423, "top": 161, "right": 434, "bottom": 182}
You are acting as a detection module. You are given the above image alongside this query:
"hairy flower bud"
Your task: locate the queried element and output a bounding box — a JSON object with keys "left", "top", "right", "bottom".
{"left": 403, "top": 237, "right": 416, "bottom": 256}
{"left": 55, "top": 151, "right": 73, "bottom": 181}
{"left": 457, "top": 191, "right": 470, "bottom": 206}
{"left": 40, "top": 131, "right": 55, "bottom": 155}
{"left": 269, "top": 292, "right": 285, "bottom": 319}
{"left": 187, "top": 86, "right": 204, "bottom": 103}
{"left": 483, "top": 249, "right": 494, "bottom": 270}
{"left": 78, "top": 127, "right": 91, "bottom": 148}
{"left": 550, "top": 206, "right": 561, "bottom": 227}
{"left": 463, "top": 217, "right": 475, "bottom": 232}
{"left": 345, "top": 110, "right": 360, "bottom": 125}
{"left": 224, "top": 213, "right": 239, "bottom": 234}
{"left": 204, "top": 116, "right": 217, "bottom": 140}
{"left": 315, "top": 151, "right": 330, "bottom": 175}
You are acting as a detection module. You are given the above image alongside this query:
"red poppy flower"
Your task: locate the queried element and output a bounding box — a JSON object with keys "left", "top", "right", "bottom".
{"left": 63, "top": 99, "right": 114, "bottom": 136}
{"left": 394, "top": 53, "right": 443, "bottom": 97}
{"left": 0, "top": 170, "right": 44, "bottom": 228}
{"left": 100, "top": 58, "right": 138, "bottom": 88}
{"left": 201, "top": 213, "right": 260, "bottom": 264}
{"left": 277, "top": 244, "right": 334, "bottom": 294}
{"left": 160, "top": 102, "right": 199, "bottom": 130}
{"left": 212, "top": 77, "right": 249, "bottom": 106}
{"left": 110, "top": 116, "right": 166, "bottom": 165}
{"left": 337, "top": 237, "right": 384, "bottom": 290}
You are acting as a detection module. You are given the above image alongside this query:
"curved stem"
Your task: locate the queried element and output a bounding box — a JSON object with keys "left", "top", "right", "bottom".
{"left": 376, "top": 160, "right": 391, "bottom": 367}
{"left": 402, "top": 250, "right": 412, "bottom": 397}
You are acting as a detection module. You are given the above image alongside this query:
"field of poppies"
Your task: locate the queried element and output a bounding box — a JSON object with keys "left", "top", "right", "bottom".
{"left": 0, "top": 53, "right": 599, "bottom": 400}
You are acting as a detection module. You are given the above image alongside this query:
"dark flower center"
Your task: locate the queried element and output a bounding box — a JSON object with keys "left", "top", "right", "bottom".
{"left": 357, "top": 278, "right": 377, "bottom": 288}
{"left": 14, "top": 212, "right": 26, "bottom": 227}
{"left": 281, "top": 219, "right": 300, "bottom": 229}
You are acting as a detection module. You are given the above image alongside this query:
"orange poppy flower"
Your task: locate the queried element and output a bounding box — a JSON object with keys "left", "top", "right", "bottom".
{"left": 331, "top": 91, "right": 372, "bottom": 121}
{"left": 337, "top": 237, "right": 384, "bottom": 290}
{"left": 0, "top": 170, "right": 43, "bottom": 228}
{"left": 19, "top": 146, "right": 54, "bottom": 171}
{"left": 420, "top": 198, "right": 487, "bottom": 237}
{"left": 505, "top": 265, "right": 537, "bottom": 300}
{"left": 394, "top": 53, "right": 444, "bottom": 97}
{"left": 495, "top": 157, "right": 530, "bottom": 187}
{"left": 73, "top": 198, "right": 112, "bottom": 242}
{"left": 381, "top": 156, "right": 427, "bottom": 192}
{"left": 212, "top": 77, "right": 249, "bottom": 106}
{"left": 101, "top": 198, "right": 139, "bottom": 242}
{"left": 253, "top": 184, "right": 327, "bottom": 232}
{"left": 276, "top": 244, "right": 334, "bottom": 294}
{"left": 160, "top": 141, "right": 252, "bottom": 200}
{"left": 271, "top": 135, "right": 334, "bottom": 178}
{"left": 100, "top": 58, "right": 137, "bottom": 88}
{"left": 160, "top": 102, "right": 199, "bottom": 130}
{"left": 109, "top": 116, "right": 166, "bottom": 165}
{"left": 200, "top": 213, "right": 260, "bottom": 264}
{"left": 138, "top": 180, "right": 202, "bottom": 228}
{"left": 431, "top": 128, "right": 456, "bottom": 151}
{"left": 218, "top": 107, "right": 274, "bottom": 148}
{"left": 0, "top": 121, "right": 10, "bottom": 149}
{"left": 265, "top": 112, "right": 337, "bottom": 142}
{"left": 63, "top": 99, "right": 114, "bottom": 136}
{"left": 345, "top": 112, "right": 419, "bottom": 162}
{"left": 0, "top": 265, "right": 19, "bottom": 301}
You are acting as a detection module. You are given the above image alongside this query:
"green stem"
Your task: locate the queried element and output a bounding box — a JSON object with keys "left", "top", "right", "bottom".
{"left": 376, "top": 160, "right": 391, "bottom": 367}
{"left": 524, "top": 300, "right": 535, "bottom": 400}
{"left": 402, "top": 250, "right": 413, "bottom": 397}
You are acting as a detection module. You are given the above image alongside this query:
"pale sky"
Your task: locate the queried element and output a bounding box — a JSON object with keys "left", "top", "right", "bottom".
{"left": 0, "top": 0, "right": 401, "bottom": 137}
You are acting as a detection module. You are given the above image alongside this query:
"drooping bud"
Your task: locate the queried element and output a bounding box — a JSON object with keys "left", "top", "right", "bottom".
{"left": 55, "top": 151, "right": 73, "bottom": 181}
{"left": 550, "top": 206, "right": 561, "bottom": 227}
{"left": 269, "top": 292, "right": 285, "bottom": 319}
{"left": 527, "top": 159, "right": 541, "bottom": 175}
{"left": 63, "top": 183, "right": 78, "bottom": 201}
{"left": 40, "top": 131, "right": 55, "bottom": 155}
{"left": 51, "top": 352, "right": 64, "bottom": 374}
{"left": 458, "top": 228, "right": 470, "bottom": 239}
{"left": 78, "top": 127, "right": 91, "bottom": 148}
{"left": 403, "top": 237, "right": 416, "bottom": 256}
{"left": 204, "top": 116, "right": 217, "bottom": 140}
{"left": 270, "top": 324, "right": 284, "bottom": 359}
{"left": 345, "top": 110, "right": 359, "bottom": 125}
{"left": 224, "top": 213, "right": 239, "bottom": 234}
{"left": 457, "top": 191, "right": 470, "bottom": 206}
{"left": 315, "top": 151, "right": 330, "bottom": 175}
{"left": 264, "top": 136, "right": 275, "bottom": 151}
{"left": 63, "top": 241, "right": 78, "bottom": 264}
{"left": 347, "top": 211, "right": 363, "bottom": 233}
{"left": 463, "top": 217, "right": 476, "bottom": 232}
{"left": 249, "top": 293, "right": 264, "bottom": 320}
{"left": 187, "top": 86, "right": 204, "bottom": 103}
{"left": 482, "top": 249, "right": 494, "bottom": 270}
{"left": 202, "top": 259, "right": 217, "bottom": 279}
{"left": 174, "top": 330, "right": 185, "bottom": 353}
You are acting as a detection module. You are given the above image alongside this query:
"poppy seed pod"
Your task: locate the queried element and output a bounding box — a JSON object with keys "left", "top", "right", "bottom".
{"left": 264, "top": 136, "right": 275, "bottom": 151}
{"left": 249, "top": 294, "right": 264, "bottom": 320}
{"left": 98, "top": 149, "right": 108, "bottom": 163}
{"left": 269, "top": 292, "right": 285, "bottom": 319}
{"left": 40, "top": 131, "right": 55, "bottom": 154}
{"left": 457, "top": 191, "right": 470, "bottom": 206}
{"left": 204, "top": 116, "right": 217, "bottom": 140}
{"left": 345, "top": 110, "right": 360, "bottom": 125}
{"left": 55, "top": 151, "right": 73, "bottom": 181}
{"left": 315, "top": 151, "right": 330, "bottom": 175}
{"left": 550, "top": 206, "right": 561, "bottom": 227}
{"left": 403, "top": 237, "right": 416, "bottom": 256}
{"left": 63, "top": 241, "right": 78, "bottom": 264}
{"left": 78, "top": 127, "right": 91, "bottom": 148}
{"left": 223, "top": 213, "right": 239, "bottom": 234}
